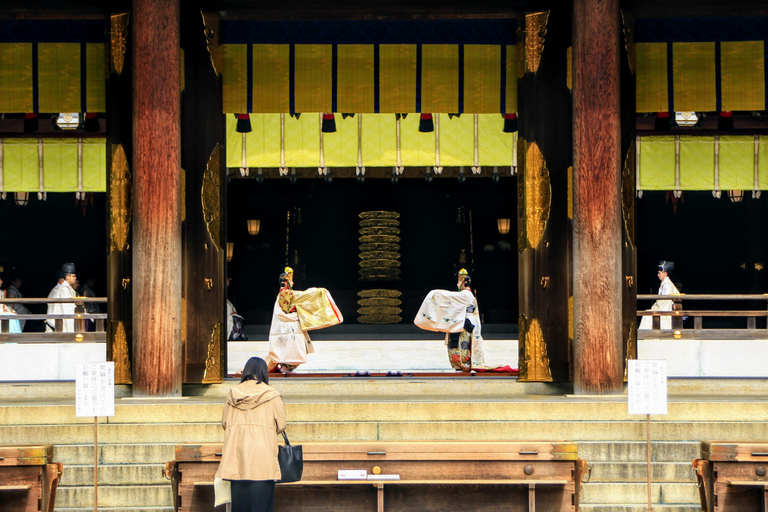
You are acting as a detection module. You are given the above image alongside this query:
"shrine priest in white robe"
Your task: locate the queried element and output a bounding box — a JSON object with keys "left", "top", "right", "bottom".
{"left": 414, "top": 269, "right": 487, "bottom": 371}
{"left": 639, "top": 260, "right": 680, "bottom": 330}
{"left": 46, "top": 263, "right": 78, "bottom": 333}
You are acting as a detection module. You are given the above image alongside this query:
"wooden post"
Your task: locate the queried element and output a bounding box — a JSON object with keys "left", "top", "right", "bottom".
{"left": 94, "top": 417, "right": 98, "bottom": 512}
{"left": 132, "top": 0, "right": 182, "bottom": 396}
{"left": 572, "top": 0, "right": 624, "bottom": 394}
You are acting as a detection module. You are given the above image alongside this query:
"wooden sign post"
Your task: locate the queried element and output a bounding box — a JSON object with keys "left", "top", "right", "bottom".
{"left": 627, "top": 359, "right": 668, "bottom": 512}
{"left": 76, "top": 362, "right": 116, "bottom": 512}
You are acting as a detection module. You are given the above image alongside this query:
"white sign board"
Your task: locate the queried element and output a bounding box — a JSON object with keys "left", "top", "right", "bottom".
{"left": 76, "top": 362, "right": 115, "bottom": 417}
{"left": 627, "top": 359, "right": 667, "bottom": 415}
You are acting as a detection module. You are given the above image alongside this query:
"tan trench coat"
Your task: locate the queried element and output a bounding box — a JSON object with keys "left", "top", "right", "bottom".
{"left": 215, "top": 380, "right": 287, "bottom": 481}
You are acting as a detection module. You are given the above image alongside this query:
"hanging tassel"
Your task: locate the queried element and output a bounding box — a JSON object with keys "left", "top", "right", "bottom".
{"left": 322, "top": 113, "right": 336, "bottom": 133}
{"left": 718, "top": 111, "right": 734, "bottom": 131}
{"left": 503, "top": 113, "right": 518, "bottom": 133}
{"left": 235, "top": 114, "right": 252, "bottom": 133}
{"left": 654, "top": 112, "right": 670, "bottom": 131}
{"left": 83, "top": 112, "right": 100, "bottom": 132}
{"left": 448, "top": 113, "right": 461, "bottom": 119}
{"left": 395, "top": 113, "right": 408, "bottom": 120}
{"left": 342, "top": 113, "right": 355, "bottom": 119}
{"left": 24, "top": 113, "right": 38, "bottom": 133}
{"left": 419, "top": 113, "right": 434, "bottom": 133}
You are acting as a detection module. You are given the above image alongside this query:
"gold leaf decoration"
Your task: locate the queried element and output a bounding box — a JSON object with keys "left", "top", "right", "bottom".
{"left": 110, "top": 13, "right": 129, "bottom": 76}
{"left": 622, "top": 140, "right": 636, "bottom": 249}
{"left": 517, "top": 141, "right": 551, "bottom": 252}
{"left": 524, "top": 11, "right": 550, "bottom": 74}
{"left": 621, "top": 10, "right": 636, "bottom": 74}
{"left": 201, "top": 11, "right": 222, "bottom": 76}
{"left": 518, "top": 315, "right": 553, "bottom": 382}
{"left": 358, "top": 211, "right": 402, "bottom": 322}
{"left": 203, "top": 322, "right": 222, "bottom": 383}
{"left": 109, "top": 144, "right": 131, "bottom": 254}
{"left": 624, "top": 320, "right": 637, "bottom": 382}
{"left": 109, "top": 320, "right": 132, "bottom": 384}
{"left": 202, "top": 144, "right": 222, "bottom": 251}
{"left": 358, "top": 289, "right": 402, "bottom": 298}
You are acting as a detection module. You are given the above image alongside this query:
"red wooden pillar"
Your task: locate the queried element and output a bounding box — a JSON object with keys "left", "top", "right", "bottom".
{"left": 132, "top": 0, "right": 182, "bottom": 396}
{"left": 572, "top": 0, "right": 624, "bottom": 394}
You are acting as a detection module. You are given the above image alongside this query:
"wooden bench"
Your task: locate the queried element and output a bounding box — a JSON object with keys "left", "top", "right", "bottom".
{"left": 0, "top": 445, "right": 62, "bottom": 512}
{"left": 166, "top": 441, "right": 588, "bottom": 511}
{"left": 693, "top": 441, "right": 768, "bottom": 511}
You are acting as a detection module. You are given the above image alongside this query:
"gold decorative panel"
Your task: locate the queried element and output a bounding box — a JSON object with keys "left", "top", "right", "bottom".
{"left": 517, "top": 140, "right": 551, "bottom": 252}
{"left": 622, "top": 140, "right": 636, "bottom": 248}
{"left": 109, "top": 320, "right": 132, "bottom": 384}
{"left": 357, "top": 289, "right": 402, "bottom": 325}
{"left": 623, "top": 320, "right": 637, "bottom": 382}
{"left": 518, "top": 315, "right": 553, "bottom": 382}
{"left": 110, "top": 13, "right": 129, "bottom": 76}
{"left": 201, "top": 11, "right": 222, "bottom": 76}
{"left": 109, "top": 144, "right": 131, "bottom": 254}
{"left": 523, "top": 11, "right": 549, "bottom": 75}
{"left": 202, "top": 144, "right": 222, "bottom": 251}
{"left": 621, "top": 10, "right": 636, "bottom": 74}
{"left": 203, "top": 322, "right": 222, "bottom": 383}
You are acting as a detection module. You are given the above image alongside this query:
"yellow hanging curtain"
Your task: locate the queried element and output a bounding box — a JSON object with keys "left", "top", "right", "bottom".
{"left": 636, "top": 42, "right": 668, "bottom": 113}
{"left": 226, "top": 113, "right": 516, "bottom": 169}
{"left": 721, "top": 41, "right": 766, "bottom": 112}
{"left": 464, "top": 45, "right": 501, "bottom": 114}
{"left": 0, "top": 138, "right": 106, "bottom": 193}
{"left": 379, "top": 44, "right": 417, "bottom": 113}
{"left": 0, "top": 43, "right": 33, "bottom": 113}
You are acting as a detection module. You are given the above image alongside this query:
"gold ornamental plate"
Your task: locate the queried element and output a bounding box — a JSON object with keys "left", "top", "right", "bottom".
{"left": 360, "top": 219, "right": 400, "bottom": 228}
{"left": 359, "top": 211, "right": 400, "bottom": 219}
{"left": 359, "top": 227, "right": 401, "bottom": 236}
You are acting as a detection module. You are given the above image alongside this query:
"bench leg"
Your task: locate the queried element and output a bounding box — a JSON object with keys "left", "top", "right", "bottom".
{"left": 377, "top": 483, "right": 384, "bottom": 512}
{"left": 528, "top": 483, "right": 535, "bottom": 512}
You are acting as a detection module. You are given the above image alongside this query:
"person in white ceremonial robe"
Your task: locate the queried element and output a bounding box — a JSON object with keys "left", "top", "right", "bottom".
{"left": 46, "top": 263, "right": 78, "bottom": 333}
{"left": 639, "top": 260, "right": 680, "bottom": 330}
{"left": 265, "top": 267, "right": 343, "bottom": 374}
{"left": 0, "top": 270, "right": 22, "bottom": 334}
{"left": 414, "top": 269, "right": 487, "bottom": 371}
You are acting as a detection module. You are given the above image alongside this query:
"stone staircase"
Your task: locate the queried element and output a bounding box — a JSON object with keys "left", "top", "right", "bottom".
{"left": 3, "top": 378, "right": 767, "bottom": 511}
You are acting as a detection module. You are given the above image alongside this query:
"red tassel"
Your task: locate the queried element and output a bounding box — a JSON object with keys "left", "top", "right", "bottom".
{"left": 419, "top": 113, "right": 434, "bottom": 133}
{"left": 235, "top": 113, "right": 252, "bottom": 133}
{"left": 654, "top": 111, "right": 671, "bottom": 131}
{"left": 23, "top": 113, "right": 38, "bottom": 133}
{"left": 322, "top": 113, "right": 336, "bottom": 133}
{"left": 84, "top": 112, "right": 100, "bottom": 132}
{"left": 718, "top": 111, "right": 734, "bottom": 131}
{"left": 503, "top": 113, "right": 518, "bottom": 133}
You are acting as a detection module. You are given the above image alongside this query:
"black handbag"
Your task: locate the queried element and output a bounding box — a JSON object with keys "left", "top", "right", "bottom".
{"left": 277, "top": 431, "right": 303, "bottom": 483}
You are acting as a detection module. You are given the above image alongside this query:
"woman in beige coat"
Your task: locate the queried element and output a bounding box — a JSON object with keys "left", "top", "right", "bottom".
{"left": 216, "top": 357, "right": 287, "bottom": 512}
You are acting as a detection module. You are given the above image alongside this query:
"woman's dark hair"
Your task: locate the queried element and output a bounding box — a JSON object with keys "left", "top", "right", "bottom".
{"left": 463, "top": 276, "right": 472, "bottom": 288}
{"left": 241, "top": 357, "right": 269, "bottom": 384}
{"left": 279, "top": 272, "right": 288, "bottom": 286}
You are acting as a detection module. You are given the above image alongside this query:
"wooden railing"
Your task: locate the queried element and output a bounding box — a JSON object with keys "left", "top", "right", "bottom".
{"left": 0, "top": 297, "right": 107, "bottom": 341}
{"left": 637, "top": 294, "right": 768, "bottom": 330}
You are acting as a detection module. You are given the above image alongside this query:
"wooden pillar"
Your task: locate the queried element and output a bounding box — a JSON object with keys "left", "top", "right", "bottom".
{"left": 572, "top": 0, "right": 623, "bottom": 394}
{"left": 180, "top": 4, "right": 227, "bottom": 383}
{"left": 517, "top": 9, "right": 572, "bottom": 382}
{"left": 132, "top": 0, "right": 182, "bottom": 396}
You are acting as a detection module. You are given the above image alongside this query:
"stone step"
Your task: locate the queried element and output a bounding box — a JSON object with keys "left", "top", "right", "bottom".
{"left": 56, "top": 508, "right": 173, "bottom": 512}
{"left": 5, "top": 420, "right": 768, "bottom": 445}
{"left": 580, "top": 482, "right": 699, "bottom": 504}
{"left": 5, "top": 397, "right": 768, "bottom": 425}
{"left": 587, "top": 462, "right": 696, "bottom": 482}
{"left": 580, "top": 507, "right": 701, "bottom": 512}
{"left": 54, "top": 444, "right": 176, "bottom": 465}
{"left": 5, "top": 376, "right": 768, "bottom": 401}
{"left": 577, "top": 441, "right": 701, "bottom": 462}
{"left": 56, "top": 485, "right": 173, "bottom": 508}
{"left": 59, "top": 464, "right": 167, "bottom": 486}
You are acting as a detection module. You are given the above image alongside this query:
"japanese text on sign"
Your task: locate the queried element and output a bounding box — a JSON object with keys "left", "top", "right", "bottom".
{"left": 627, "top": 359, "right": 667, "bottom": 415}
{"left": 76, "top": 362, "right": 115, "bottom": 417}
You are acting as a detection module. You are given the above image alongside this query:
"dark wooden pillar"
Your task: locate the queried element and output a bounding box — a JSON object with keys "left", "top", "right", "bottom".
{"left": 180, "top": 5, "right": 227, "bottom": 383}
{"left": 572, "top": 0, "right": 623, "bottom": 394}
{"left": 106, "top": 10, "right": 134, "bottom": 385}
{"left": 517, "top": 9, "right": 572, "bottom": 382}
{"left": 132, "top": 0, "right": 182, "bottom": 396}
{"left": 620, "top": 12, "right": 638, "bottom": 378}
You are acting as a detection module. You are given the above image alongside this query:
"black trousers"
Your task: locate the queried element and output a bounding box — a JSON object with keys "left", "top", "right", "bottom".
{"left": 231, "top": 480, "right": 275, "bottom": 512}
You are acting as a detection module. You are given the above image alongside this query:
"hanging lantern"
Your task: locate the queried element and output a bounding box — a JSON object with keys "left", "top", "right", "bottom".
{"left": 503, "top": 113, "right": 518, "bottom": 133}
{"left": 419, "top": 113, "right": 434, "bottom": 133}
{"left": 247, "top": 219, "right": 261, "bottom": 236}
{"left": 235, "top": 114, "right": 252, "bottom": 133}
{"left": 321, "top": 113, "right": 336, "bottom": 133}
{"left": 14, "top": 192, "right": 29, "bottom": 206}
{"left": 497, "top": 218, "right": 511, "bottom": 235}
